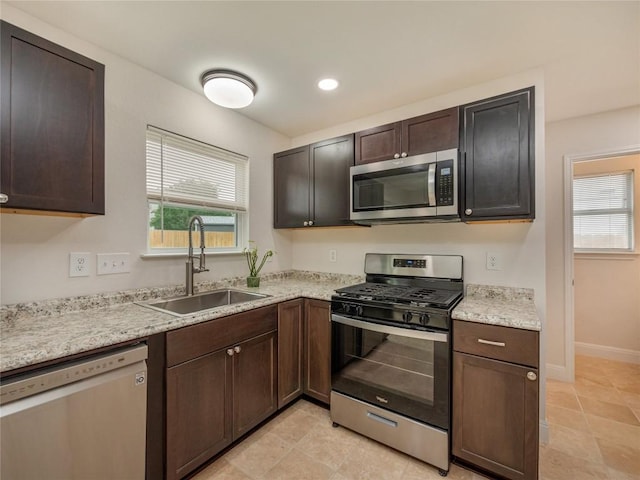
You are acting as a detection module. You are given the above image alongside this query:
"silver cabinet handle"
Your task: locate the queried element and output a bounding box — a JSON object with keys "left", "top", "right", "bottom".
{"left": 393, "top": 153, "right": 400, "bottom": 159}
{"left": 227, "top": 348, "right": 234, "bottom": 356}
{"left": 308, "top": 220, "right": 314, "bottom": 226}
{"left": 234, "top": 346, "right": 241, "bottom": 354}
{"left": 527, "top": 372, "right": 537, "bottom": 381}
{"left": 477, "top": 338, "right": 506, "bottom": 347}
{"left": 465, "top": 208, "right": 472, "bottom": 215}
{"left": 303, "top": 221, "right": 309, "bottom": 226}
{"left": 400, "top": 152, "right": 407, "bottom": 158}
{"left": 0, "top": 193, "right": 8, "bottom": 204}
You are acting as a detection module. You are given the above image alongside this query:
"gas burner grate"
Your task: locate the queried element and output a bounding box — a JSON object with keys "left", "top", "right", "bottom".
{"left": 336, "top": 283, "right": 460, "bottom": 308}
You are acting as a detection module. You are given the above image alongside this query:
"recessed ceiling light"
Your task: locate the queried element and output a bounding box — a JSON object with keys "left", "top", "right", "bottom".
{"left": 318, "top": 78, "right": 339, "bottom": 91}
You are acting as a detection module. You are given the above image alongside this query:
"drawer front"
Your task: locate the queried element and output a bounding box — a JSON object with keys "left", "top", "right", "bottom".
{"left": 453, "top": 320, "right": 539, "bottom": 368}
{"left": 167, "top": 305, "right": 277, "bottom": 367}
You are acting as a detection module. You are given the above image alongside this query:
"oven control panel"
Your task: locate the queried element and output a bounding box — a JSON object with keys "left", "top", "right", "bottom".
{"left": 393, "top": 258, "right": 427, "bottom": 269}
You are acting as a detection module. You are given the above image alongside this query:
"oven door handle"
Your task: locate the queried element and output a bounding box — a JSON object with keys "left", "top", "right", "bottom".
{"left": 331, "top": 314, "right": 448, "bottom": 343}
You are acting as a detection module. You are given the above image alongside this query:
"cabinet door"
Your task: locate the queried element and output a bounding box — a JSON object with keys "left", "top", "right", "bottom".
{"left": 461, "top": 87, "right": 534, "bottom": 221}
{"left": 166, "top": 350, "right": 233, "bottom": 480}
{"left": 273, "top": 146, "right": 310, "bottom": 228}
{"left": 278, "top": 299, "right": 304, "bottom": 408}
{"left": 354, "top": 122, "right": 401, "bottom": 164}
{"left": 453, "top": 352, "right": 538, "bottom": 480}
{"left": 0, "top": 21, "right": 105, "bottom": 215}
{"left": 233, "top": 331, "right": 277, "bottom": 439}
{"left": 304, "top": 299, "right": 331, "bottom": 404}
{"left": 310, "top": 134, "right": 354, "bottom": 227}
{"left": 401, "top": 107, "right": 459, "bottom": 157}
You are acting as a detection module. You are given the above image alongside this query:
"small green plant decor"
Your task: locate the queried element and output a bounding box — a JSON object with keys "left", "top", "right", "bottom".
{"left": 243, "top": 242, "right": 274, "bottom": 287}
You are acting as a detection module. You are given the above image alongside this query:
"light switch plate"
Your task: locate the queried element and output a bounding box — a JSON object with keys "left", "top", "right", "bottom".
{"left": 97, "top": 253, "right": 131, "bottom": 275}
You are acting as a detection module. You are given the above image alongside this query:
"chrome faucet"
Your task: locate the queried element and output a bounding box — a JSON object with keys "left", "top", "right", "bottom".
{"left": 186, "top": 215, "right": 209, "bottom": 295}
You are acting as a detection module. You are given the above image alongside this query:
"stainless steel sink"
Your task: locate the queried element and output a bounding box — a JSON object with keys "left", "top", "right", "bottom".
{"left": 136, "top": 289, "right": 270, "bottom": 316}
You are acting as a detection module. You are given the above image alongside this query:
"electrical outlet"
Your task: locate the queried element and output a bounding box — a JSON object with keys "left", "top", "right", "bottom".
{"left": 69, "top": 252, "right": 91, "bottom": 277}
{"left": 486, "top": 252, "right": 502, "bottom": 271}
{"left": 329, "top": 249, "right": 337, "bottom": 263}
{"left": 97, "top": 253, "right": 131, "bottom": 275}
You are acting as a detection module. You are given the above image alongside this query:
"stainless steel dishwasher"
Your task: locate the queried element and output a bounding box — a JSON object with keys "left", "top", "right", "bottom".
{"left": 1, "top": 343, "right": 148, "bottom": 480}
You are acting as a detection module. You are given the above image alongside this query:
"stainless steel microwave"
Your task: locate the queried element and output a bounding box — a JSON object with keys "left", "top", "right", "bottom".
{"left": 350, "top": 148, "right": 459, "bottom": 224}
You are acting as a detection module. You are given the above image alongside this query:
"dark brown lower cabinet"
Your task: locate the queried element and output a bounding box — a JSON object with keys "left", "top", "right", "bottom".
{"left": 167, "top": 349, "right": 232, "bottom": 480}
{"left": 165, "top": 306, "right": 277, "bottom": 480}
{"left": 453, "top": 320, "right": 539, "bottom": 480}
{"left": 304, "top": 299, "right": 331, "bottom": 404}
{"left": 278, "top": 299, "right": 304, "bottom": 408}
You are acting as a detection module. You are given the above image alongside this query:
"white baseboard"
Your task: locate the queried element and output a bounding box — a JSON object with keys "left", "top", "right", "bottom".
{"left": 575, "top": 342, "right": 640, "bottom": 364}
{"left": 545, "top": 363, "right": 572, "bottom": 382}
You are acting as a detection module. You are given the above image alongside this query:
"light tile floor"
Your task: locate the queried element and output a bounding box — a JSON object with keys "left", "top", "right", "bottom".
{"left": 192, "top": 355, "right": 640, "bottom": 480}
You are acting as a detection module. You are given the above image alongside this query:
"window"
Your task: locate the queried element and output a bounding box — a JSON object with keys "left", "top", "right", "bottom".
{"left": 573, "top": 171, "right": 634, "bottom": 251}
{"left": 146, "top": 126, "right": 248, "bottom": 253}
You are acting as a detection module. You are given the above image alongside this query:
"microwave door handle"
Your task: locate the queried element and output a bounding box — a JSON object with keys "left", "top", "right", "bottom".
{"left": 427, "top": 163, "right": 437, "bottom": 205}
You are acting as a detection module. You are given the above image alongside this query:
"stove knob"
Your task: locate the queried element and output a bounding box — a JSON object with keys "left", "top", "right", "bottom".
{"left": 355, "top": 305, "right": 364, "bottom": 317}
{"left": 402, "top": 311, "right": 413, "bottom": 323}
{"left": 419, "top": 313, "right": 430, "bottom": 326}
{"left": 342, "top": 303, "right": 352, "bottom": 314}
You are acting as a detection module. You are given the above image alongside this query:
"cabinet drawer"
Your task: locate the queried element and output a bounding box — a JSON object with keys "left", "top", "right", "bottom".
{"left": 453, "top": 320, "right": 538, "bottom": 368}
{"left": 167, "top": 305, "right": 277, "bottom": 367}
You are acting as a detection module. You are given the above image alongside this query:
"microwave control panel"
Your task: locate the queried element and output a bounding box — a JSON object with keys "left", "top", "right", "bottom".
{"left": 436, "top": 160, "right": 455, "bottom": 206}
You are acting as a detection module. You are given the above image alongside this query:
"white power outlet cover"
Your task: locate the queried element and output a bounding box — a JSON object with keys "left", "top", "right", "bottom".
{"left": 69, "top": 252, "right": 91, "bottom": 277}
{"left": 97, "top": 253, "right": 131, "bottom": 275}
{"left": 329, "top": 249, "right": 337, "bottom": 263}
{"left": 486, "top": 252, "right": 502, "bottom": 271}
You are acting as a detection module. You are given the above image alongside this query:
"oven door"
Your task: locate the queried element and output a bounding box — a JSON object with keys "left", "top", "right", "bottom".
{"left": 331, "top": 314, "right": 450, "bottom": 430}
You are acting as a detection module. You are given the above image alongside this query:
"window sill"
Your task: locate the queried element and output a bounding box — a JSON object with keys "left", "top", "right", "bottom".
{"left": 574, "top": 251, "right": 638, "bottom": 261}
{"left": 140, "top": 251, "right": 244, "bottom": 259}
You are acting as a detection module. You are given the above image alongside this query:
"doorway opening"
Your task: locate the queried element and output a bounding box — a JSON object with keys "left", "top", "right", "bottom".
{"left": 563, "top": 147, "right": 640, "bottom": 382}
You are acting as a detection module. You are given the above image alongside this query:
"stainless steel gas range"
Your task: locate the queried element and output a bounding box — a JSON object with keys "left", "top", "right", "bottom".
{"left": 330, "top": 253, "right": 463, "bottom": 477}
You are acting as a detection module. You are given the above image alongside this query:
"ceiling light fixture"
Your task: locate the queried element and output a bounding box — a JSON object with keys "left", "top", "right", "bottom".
{"left": 201, "top": 69, "right": 257, "bottom": 109}
{"left": 318, "top": 78, "right": 339, "bottom": 91}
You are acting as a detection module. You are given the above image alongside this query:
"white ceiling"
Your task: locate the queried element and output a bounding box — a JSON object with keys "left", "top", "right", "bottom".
{"left": 6, "top": 1, "right": 640, "bottom": 138}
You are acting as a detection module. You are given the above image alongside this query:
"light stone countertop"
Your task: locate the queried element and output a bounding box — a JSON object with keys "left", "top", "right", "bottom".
{"left": 0, "top": 271, "right": 363, "bottom": 373}
{"left": 452, "top": 284, "right": 541, "bottom": 331}
{"left": 1, "top": 274, "right": 540, "bottom": 374}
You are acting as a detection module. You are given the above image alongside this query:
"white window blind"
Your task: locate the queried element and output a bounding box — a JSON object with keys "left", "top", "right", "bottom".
{"left": 146, "top": 126, "right": 248, "bottom": 211}
{"left": 573, "top": 171, "right": 634, "bottom": 251}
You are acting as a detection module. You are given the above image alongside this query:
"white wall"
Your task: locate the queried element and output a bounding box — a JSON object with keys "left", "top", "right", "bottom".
{"left": 0, "top": 6, "right": 292, "bottom": 305}
{"left": 545, "top": 106, "right": 640, "bottom": 377}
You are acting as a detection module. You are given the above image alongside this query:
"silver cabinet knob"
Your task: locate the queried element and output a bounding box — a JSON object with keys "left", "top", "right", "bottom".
{"left": 401, "top": 152, "right": 407, "bottom": 158}
{"left": 465, "top": 209, "right": 472, "bottom": 215}
{"left": 308, "top": 220, "right": 314, "bottom": 226}
{"left": 227, "top": 348, "right": 234, "bottom": 356}
{"left": 303, "top": 221, "right": 308, "bottom": 226}
{"left": 393, "top": 153, "right": 400, "bottom": 159}
{"left": 527, "top": 372, "right": 537, "bottom": 381}
{"left": 234, "top": 346, "right": 241, "bottom": 354}
{"left": 0, "top": 193, "right": 8, "bottom": 204}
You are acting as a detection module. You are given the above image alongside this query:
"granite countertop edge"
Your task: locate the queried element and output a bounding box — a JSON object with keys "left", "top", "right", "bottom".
{"left": 452, "top": 283, "right": 541, "bottom": 332}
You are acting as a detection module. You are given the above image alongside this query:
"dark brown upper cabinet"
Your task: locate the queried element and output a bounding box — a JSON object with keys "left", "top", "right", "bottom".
{"left": 460, "top": 87, "right": 535, "bottom": 222}
{"left": 0, "top": 21, "right": 105, "bottom": 216}
{"left": 274, "top": 134, "right": 354, "bottom": 229}
{"left": 354, "top": 107, "right": 459, "bottom": 165}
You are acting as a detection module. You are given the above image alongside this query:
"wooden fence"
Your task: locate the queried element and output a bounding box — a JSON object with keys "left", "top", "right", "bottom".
{"left": 150, "top": 230, "right": 235, "bottom": 248}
